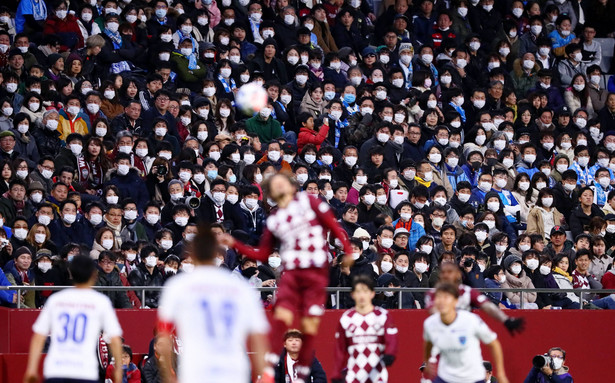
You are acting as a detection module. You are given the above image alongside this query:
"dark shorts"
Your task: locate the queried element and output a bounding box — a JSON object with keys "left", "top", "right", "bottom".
{"left": 275, "top": 267, "right": 328, "bottom": 317}
{"left": 45, "top": 379, "right": 98, "bottom": 383}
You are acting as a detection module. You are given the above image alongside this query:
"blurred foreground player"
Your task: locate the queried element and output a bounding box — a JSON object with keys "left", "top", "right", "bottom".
{"left": 220, "top": 173, "right": 354, "bottom": 383}
{"left": 425, "top": 262, "right": 525, "bottom": 335}
{"left": 157, "top": 226, "right": 271, "bottom": 383}
{"left": 24, "top": 256, "right": 124, "bottom": 383}
{"left": 332, "top": 275, "right": 398, "bottom": 383}
{"left": 423, "top": 283, "right": 509, "bottom": 383}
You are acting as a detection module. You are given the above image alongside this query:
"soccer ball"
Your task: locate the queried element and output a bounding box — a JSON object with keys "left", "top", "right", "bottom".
{"left": 235, "top": 82, "right": 269, "bottom": 115}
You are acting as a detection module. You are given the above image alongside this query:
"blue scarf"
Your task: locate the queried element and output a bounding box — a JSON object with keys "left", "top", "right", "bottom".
{"left": 333, "top": 117, "right": 349, "bottom": 148}
{"left": 217, "top": 74, "right": 236, "bottom": 94}
{"left": 104, "top": 28, "right": 122, "bottom": 49}
{"left": 449, "top": 102, "right": 466, "bottom": 122}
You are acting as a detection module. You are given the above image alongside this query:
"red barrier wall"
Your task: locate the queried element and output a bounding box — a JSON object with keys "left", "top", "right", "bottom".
{"left": 1, "top": 308, "right": 614, "bottom": 382}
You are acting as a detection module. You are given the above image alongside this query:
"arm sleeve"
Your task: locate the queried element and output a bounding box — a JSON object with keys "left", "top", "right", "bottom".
{"left": 310, "top": 197, "right": 353, "bottom": 255}
{"left": 157, "top": 281, "right": 177, "bottom": 331}
{"left": 32, "top": 301, "right": 52, "bottom": 335}
{"left": 233, "top": 228, "right": 276, "bottom": 262}
{"left": 384, "top": 312, "right": 399, "bottom": 357}
{"left": 470, "top": 287, "right": 490, "bottom": 308}
{"left": 102, "top": 297, "right": 123, "bottom": 338}
{"left": 332, "top": 320, "right": 349, "bottom": 380}
{"left": 245, "top": 284, "right": 270, "bottom": 334}
{"left": 474, "top": 315, "right": 497, "bottom": 344}
{"left": 524, "top": 367, "right": 541, "bottom": 383}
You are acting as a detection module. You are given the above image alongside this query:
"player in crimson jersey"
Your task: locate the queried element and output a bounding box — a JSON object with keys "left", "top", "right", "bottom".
{"left": 424, "top": 261, "right": 525, "bottom": 335}
{"left": 220, "top": 173, "right": 354, "bottom": 383}
{"left": 423, "top": 283, "right": 509, "bottom": 383}
{"left": 332, "top": 275, "right": 398, "bottom": 383}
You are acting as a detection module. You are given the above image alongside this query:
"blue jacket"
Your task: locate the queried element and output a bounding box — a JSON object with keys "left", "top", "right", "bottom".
{"left": 0, "top": 269, "right": 16, "bottom": 306}
{"left": 48, "top": 219, "right": 84, "bottom": 249}
{"left": 445, "top": 164, "right": 471, "bottom": 192}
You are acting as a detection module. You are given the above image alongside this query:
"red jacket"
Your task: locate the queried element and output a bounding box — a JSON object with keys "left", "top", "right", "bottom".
{"left": 105, "top": 362, "right": 141, "bottom": 383}
{"left": 43, "top": 15, "right": 84, "bottom": 52}
{"left": 297, "top": 123, "right": 330, "bottom": 153}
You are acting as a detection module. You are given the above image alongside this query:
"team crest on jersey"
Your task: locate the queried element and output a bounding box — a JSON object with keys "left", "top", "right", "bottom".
{"left": 459, "top": 336, "right": 467, "bottom": 345}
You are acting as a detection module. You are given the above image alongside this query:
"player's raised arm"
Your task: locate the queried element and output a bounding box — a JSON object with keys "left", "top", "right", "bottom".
{"left": 220, "top": 229, "right": 275, "bottom": 263}
{"left": 248, "top": 332, "right": 273, "bottom": 383}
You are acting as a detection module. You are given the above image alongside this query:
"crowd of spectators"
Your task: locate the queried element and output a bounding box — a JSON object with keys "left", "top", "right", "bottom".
{"left": 1, "top": 0, "right": 615, "bottom": 310}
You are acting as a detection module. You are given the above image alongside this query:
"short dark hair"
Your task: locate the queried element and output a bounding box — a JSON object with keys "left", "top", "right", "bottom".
{"left": 434, "top": 282, "right": 460, "bottom": 298}
{"left": 69, "top": 255, "right": 96, "bottom": 284}
{"left": 193, "top": 225, "right": 217, "bottom": 262}
{"left": 351, "top": 274, "right": 375, "bottom": 291}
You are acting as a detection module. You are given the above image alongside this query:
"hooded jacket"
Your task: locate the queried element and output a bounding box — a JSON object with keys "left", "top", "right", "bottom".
{"left": 245, "top": 114, "right": 283, "bottom": 144}
{"left": 96, "top": 266, "right": 132, "bottom": 309}
{"left": 105, "top": 167, "right": 150, "bottom": 211}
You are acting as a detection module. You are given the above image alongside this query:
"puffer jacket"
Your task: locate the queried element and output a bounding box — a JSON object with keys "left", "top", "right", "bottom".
{"left": 501, "top": 269, "right": 537, "bottom": 306}
{"left": 96, "top": 266, "right": 132, "bottom": 309}
{"left": 128, "top": 263, "right": 164, "bottom": 308}
{"left": 105, "top": 167, "right": 150, "bottom": 211}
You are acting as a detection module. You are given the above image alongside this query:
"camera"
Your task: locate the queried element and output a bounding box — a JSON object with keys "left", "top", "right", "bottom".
{"left": 156, "top": 165, "right": 168, "bottom": 176}
{"left": 0, "top": 238, "right": 8, "bottom": 249}
{"left": 532, "top": 354, "right": 554, "bottom": 369}
{"left": 463, "top": 258, "right": 474, "bottom": 268}
{"left": 185, "top": 196, "right": 201, "bottom": 209}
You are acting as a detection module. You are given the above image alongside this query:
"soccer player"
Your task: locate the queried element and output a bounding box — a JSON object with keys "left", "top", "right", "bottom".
{"left": 157, "top": 225, "right": 271, "bottom": 383}
{"left": 424, "top": 261, "right": 525, "bottom": 335}
{"left": 220, "top": 173, "right": 353, "bottom": 383}
{"left": 23, "top": 256, "right": 124, "bottom": 383}
{"left": 423, "top": 283, "right": 509, "bottom": 383}
{"left": 332, "top": 275, "right": 398, "bottom": 383}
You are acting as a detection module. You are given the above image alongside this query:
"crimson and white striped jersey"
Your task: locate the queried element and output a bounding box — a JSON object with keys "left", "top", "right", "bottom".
{"left": 424, "top": 284, "right": 488, "bottom": 311}
{"left": 234, "top": 192, "right": 352, "bottom": 270}
{"left": 333, "top": 307, "right": 398, "bottom": 383}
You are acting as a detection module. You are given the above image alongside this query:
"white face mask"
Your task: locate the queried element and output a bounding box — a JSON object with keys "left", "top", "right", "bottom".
{"left": 101, "top": 239, "right": 114, "bottom": 250}
{"left": 380, "top": 261, "right": 393, "bottom": 273}
{"left": 146, "top": 255, "right": 158, "bottom": 267}
{"left": 540, "top": 265, "right": 551, "bottom": 275}
{"left": 356, "top": 175, "right": 368, "bottom": 185}
{"left": 458, "top": 193, "right": 471, "bottom": 203}
{"left": 380, "top": 237, "right": 393, "bottom": 249}
{"left": 160, "top": 239, "right": 173, "bottom": 250}
{"left": 526, "top": 258, "right": 539, "bottom": 270}
{"left": 510, "top": 264, "right": 522, "bottom": 275}
{"left": 423, "top": 171, "right": 433, "bottom": 182}
{"left": 495, "top": 244, "right": 507, "bottom": 253}
{"left": 89, "top": 213, "right": 103, "bottom": 226}
{"left": 475, "top": 231, "right": 488, "bottom": 242}
{"left": 37, "top": 214, "right": 51, "bottom": 226}
{"left": 63, "top": 214, "right": 76, "bottom": 224}
{"left": 395, "top": 264, "right": 408, "bottom": 273}
{"left": 146, "top": 214, "right": 160, "bottom": 225}
{"left": 363, "top": 194, "right": 376, "bottom": 206}
{"left": 429, "top": 153, "right": 442, "bottom": 164}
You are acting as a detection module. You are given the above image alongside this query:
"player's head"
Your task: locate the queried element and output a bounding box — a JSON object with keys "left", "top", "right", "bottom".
{"left": 351, "top": 275, "right": 376, "bottom": 306}
{"left": 433, "top": 282, "right": 459, "bottom": 314}
{"left": 283, "top": 329, "right": 303, "bottom": 353}
{"left": 192, "top": 224, "right": 217, "bottom": 264}
{"left": 438, "top": 262, "right": 462, "bottom": 284}
{"left": 69, "top": 255, "right": 97, "bottom": 284}
{"left": 263, "top": 172, "right": 297, "bottom": 202}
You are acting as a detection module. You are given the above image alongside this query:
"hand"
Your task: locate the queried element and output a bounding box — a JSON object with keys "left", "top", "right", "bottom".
{"left": 381, "top": 354, "right": 395, "bottom": 366}
{"left": 341, "top": 265, "right": 350, "bottom": 275}
{"left": 218, "top": 233, "right": 236, "bottom": 247}
{"left": 541, "top": 366, "right": 553, "bottom": 376}
{"left": 5, "top": 241, "right": 12, "bottom": 255}
{"left": 497, "top": 373, "right": 510, "bottom": 383}
{"left": 23, "top": 369, "right": 39, "bottom": 383}
{"left": 423, "top": 361, "right": 437, "bottom": 379}
{"left": 458, "top": 68, "right": 466, "bottom": 77}
{"left": 504, "top": 317, "right": 525, "bottom": 335}
{"left": 340, "top": 255, "right": 354, "bottom": 269}
{"left": 261, "top": 279, "right": 276, "bottom": 287}
{"left": 542, "top": 305, "right": 552, "bottom": 310}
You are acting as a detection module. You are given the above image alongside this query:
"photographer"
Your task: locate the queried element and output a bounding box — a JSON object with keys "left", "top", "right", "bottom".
{"left": 459, "top": 246, "right": 485, "bottom": 288}
{"left": 524, "top": 347, "right": 573, "bottom": 383}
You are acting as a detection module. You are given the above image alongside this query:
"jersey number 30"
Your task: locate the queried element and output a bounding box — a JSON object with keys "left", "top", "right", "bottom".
{"left": 57, "top": 312, "right": 87, "bottom": 343}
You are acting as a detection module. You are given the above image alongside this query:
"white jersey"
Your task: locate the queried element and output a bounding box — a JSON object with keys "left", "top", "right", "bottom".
{"left": 423, "top": 310, "right": 496, "bottom": 383}
{"left": 32, "top": 288, "right": 122, "bottom": 380}
{"left": 158, "top": 266, "right": 270, "bottom": 383}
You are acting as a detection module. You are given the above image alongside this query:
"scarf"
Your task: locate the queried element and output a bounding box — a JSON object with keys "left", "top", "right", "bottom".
{"left": 554, "top": 266, "right": 573, "bottom": 282}
{"left": 3, "top": 191, "right": 25, "bottom": 214}
{"left": 38, "top": 45, "right": 54, "bottom": 57}
{"left": 32, "top": 0, "right": 47, "bottom": 20}
{"left": 104, "top": 28, "right": 123, "bottom": 49}
{"left": 414, "top": 176, "right": 431, "bottom": 187}
{"left": 103, "top": 215, "right": 123, "bottom": 248}
{"left": 351, "top": 181, "right": 365, "bottom": 192}
{"left": 217, "top": 74, "right": 236, "bottom": 94}
{"left": 333, "top": 118, "right": 349, "bottom": 148}
{"left": 448, "top": 101, "right": 466, "bottom": 122}
{"left": 186, "top": 51, "right": 198, "bottom": 70}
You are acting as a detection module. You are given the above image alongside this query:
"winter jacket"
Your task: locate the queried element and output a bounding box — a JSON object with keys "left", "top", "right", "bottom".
{"left": 4, "top": 260, "right": 35, "bottom": 308}
{"left": 0, "top": 269, "right": 16, "bottom": 306}
{"left": 245, "top": 114, "right": 283, "bottom": 144}
{"left": 501, "top": 269, "right": 537, "bottom": 306}
{"left": 552, "top": 268, "right": 579, "bottom": 303}
{"left": 526, "top": 206, "right": 564, "bottom": 241}
{"left": 10, "top": 129, "right": 39, "bottom": 168}
{"left": 96, "top": 267, "right": 132, "bottom": 309}
{"left": 569, "top": 204, "right": 605, "bottom": 238}
{"left": 563, "top": 89, "right": 594, "bottom": 118}
{"left": 524, "top": 365, "right": 573, "bottom": 383}
{"left": 484, "top": 278, "right": 504, "bottom": 305}
{"left": 170, "top": 52, "right": 208, "bottom": 92}
{"left": 105, "top": 168, "right": 150, "bottom": 211}
{"left": 274, "top": 349, "right": 327, "bottom": 383}
{"left": 510, "top": 58, "right": 540, "bottom": 98}
{"left": 297, "top": 124, "right": 330, "bottom": 153}
{"left": 57, "top": 108, "right": 90, "bottom": 142}
{"left": 0, "top": 196, "right": 35, "bottom": 226}
{"left": 239, "top": 201, "right": 266, "bottom": 246}
{"left": 128, "top": 263, "right": 164, "bottom": 308}
{"left": 299, "top": 91, "right": 327, "bottom": 119}
{"left": 105, "top": 362, "right": 141, "bottom": 383}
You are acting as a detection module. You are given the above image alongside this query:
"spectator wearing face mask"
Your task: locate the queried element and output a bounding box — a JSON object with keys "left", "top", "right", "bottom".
{"left": 238, "top": 186, "right": 266, "bottom": 246}
{"left": 95, "top": 250, "right": 132, "bottom": 309}
{"left": 4, "top": 246, "right": 35, "bottom": 308}
{"left": 198, "top": 179, "right": 245, "bottom": 231}
{"left": 483, "top": 265, "right": 510, "bottom": 307}
{"left": 128, "top": 245, "right": 164, "bottom": 308}
{"left": 106, "top": 153, "right": 150, "bottom": 211}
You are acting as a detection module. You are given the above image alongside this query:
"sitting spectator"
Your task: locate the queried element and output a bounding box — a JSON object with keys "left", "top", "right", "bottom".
{"left": 95, "top": 250, "right": 131, "bottom": 309}
{"left": 105, "top": 344, "right": 141, "bottom": 383}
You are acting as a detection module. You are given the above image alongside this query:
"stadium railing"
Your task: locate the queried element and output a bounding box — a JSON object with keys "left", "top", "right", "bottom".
{"left": 0, "top": 286, "right": 613, "bottom": 310}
